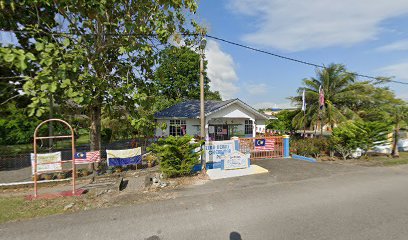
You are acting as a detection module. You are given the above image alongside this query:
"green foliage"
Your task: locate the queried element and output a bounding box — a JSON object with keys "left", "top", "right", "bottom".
{"left": 331, "top": 121, "right": 392, "bottom": 158}
{"left": 290, "top": 138, "right": 329, "bottom": 158}
{"left": 291, "top": 63, "right": 364, "bottom": 130}
{"left": 101, "top": 128, "right": 112, "bottom": 144}
{"left": 148, "top": 135, "right": 201, "bottom": 177}
{"left": 266, "top": 110, "right": 299, "bottom": 131}
{"left": 0, "top": 103, "right": 41, "bottom": 145}
{"left": 331, "top": 122, "right": 360, "bottom": 160}
{"left": 0, "top": 0, "right": 202, "bottom": 150}
{"left": 354, "top": 121, "right": 392, "bottom": 155}
{"left": 153, "top": 46, "right": 221, "bottom": 107}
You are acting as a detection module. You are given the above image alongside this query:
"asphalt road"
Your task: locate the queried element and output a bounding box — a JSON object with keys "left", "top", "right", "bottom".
{"left": 2, "top": 159, "right": 408, "bottom": 240}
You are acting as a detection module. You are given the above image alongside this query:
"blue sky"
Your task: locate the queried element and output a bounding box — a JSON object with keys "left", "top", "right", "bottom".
{"left": 198, "top": 0, "right": 408, "bottom": 109}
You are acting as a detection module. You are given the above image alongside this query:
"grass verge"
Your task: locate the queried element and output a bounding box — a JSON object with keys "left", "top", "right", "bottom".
{"left": 0, "top": 197, "right": 65, "bottom": 224}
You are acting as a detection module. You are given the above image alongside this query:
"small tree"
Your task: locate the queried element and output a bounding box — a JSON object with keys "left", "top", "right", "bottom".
{"left": 331, "top": 122, "right": 360, "bottom": 160}
{"left": 354, "top": 121, "right": 392, "bottom": 157}
{"left": 148, "top": 135, "right": 201, "bottom": 178}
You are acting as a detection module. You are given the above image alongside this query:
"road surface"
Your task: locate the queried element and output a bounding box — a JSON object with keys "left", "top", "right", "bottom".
{"left": 2, "top": 159, "right": 408, "bottom": 240}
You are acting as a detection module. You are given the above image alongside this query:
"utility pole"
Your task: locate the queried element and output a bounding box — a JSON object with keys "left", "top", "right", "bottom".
{"left": 199, "top": 37, "right": 207, "bottom": 172}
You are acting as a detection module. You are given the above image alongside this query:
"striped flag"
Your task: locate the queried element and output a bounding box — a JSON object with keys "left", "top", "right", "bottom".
{"left": 254, "top": 138, "right": 275, "bottom": 151}
{"left": 106, "top": 147, "right": 142, "bottom": 167}
{"left": 319, "top": 85, "right": 325, "bottom": 109}
{"left": 301, "top": 89, "right": 306, "bottom": 112}
{"left": 74, "top": 151, "right": 101, "bottom": 164}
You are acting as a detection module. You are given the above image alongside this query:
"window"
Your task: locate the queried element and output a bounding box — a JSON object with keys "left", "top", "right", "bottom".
{"left": 245, "top": 120, "right": 253, "bottom": 135}
{"left": 169, "top": 120, "right": 187, "bottom": 136}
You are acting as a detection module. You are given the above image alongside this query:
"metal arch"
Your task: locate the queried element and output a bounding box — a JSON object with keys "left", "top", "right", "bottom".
{"left": 33, "top": 118, "right": 76, "bottom": 198}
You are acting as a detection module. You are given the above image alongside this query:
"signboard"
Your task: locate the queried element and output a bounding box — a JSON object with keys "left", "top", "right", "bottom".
{"left": 31, "top": 152, "right": 62, "bottom": 174}
{"left": 205, "top": 140, "right": 235, "bottom": 163}
{"left": 224, "top": 151, "right": 249, "bottom": 170}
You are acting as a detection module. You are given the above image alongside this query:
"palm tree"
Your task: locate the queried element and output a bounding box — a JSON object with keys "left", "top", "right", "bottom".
{"left": 292, "top": 64, "right": 364, "bottom": 132}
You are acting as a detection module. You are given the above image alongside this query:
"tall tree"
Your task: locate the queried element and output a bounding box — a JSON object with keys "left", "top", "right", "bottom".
{"left": 1, "top": 1, "right": 202, "bottom": 151}
{"left": 153, "top": 45, "right": 221, "bottom": 108}
{"left": 291, "top": 64, "right": 365, "bottom": 131}
{"left": 390, "top": 104, "right": 408, "bottom": 157}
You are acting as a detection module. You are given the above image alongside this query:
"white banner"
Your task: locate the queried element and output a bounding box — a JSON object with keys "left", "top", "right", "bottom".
{"left": 224, "top": 151, "right": 249, "bottom": 170}
{"left": 31, "top": 152, "right": 62, "bottom": 174}
{"left": 205, "top": 140, "right": 235, "bottom": 163}
{"left": 106, "top": 147, "right": 141, "bottom": 159}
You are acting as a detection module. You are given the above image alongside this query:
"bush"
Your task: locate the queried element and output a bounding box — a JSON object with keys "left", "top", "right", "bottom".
{"left": 148, "top": 135, "right": 201, "bottom": 178}
{"left": 101, "top": 128, "right": 113, "bottom": 144}
{"left": 290, "top": 137, "right": 329, "bottom": 158}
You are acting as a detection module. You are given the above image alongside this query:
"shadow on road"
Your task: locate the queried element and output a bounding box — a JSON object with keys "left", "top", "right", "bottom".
{"left": 230, "top": 231, "right": 242, "bottom": 240}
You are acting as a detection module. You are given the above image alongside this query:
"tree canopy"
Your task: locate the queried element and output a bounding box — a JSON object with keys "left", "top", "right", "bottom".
{"left": 0, "top": 0, "right": 204, "bottom": 150}
{"left": 153, "top": 46, "right": 221, "bottom": 107}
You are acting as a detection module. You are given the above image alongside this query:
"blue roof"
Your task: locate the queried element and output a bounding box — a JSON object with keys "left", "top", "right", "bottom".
{"left": 154, "top": 99, "right": 236, "bottom": 118}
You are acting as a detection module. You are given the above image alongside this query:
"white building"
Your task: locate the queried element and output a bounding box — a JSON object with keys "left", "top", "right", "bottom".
{"left": 154, "top": 99, "right": 275, "bottom": 140}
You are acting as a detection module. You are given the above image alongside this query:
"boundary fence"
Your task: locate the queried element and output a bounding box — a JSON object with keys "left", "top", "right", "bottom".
{"left": 239, "top": 136, "right": 284, "bottom": 160}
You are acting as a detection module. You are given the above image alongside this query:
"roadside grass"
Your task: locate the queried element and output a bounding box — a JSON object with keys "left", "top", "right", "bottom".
{"left": 381, "top": 152, "right": 408, "bottom": 166}
{"left": 0, "top": 197, "right": 65, "bottom": 224}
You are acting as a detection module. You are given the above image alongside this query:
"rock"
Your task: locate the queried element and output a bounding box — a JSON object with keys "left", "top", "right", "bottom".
{"left": 64, "top": 203, "right": 75, "bottom": 211}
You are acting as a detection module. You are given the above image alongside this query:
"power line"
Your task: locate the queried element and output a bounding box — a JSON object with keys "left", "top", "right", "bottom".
{"left": 1, "top": 29, "right": 407, "bottom": 85}
{"left": 205, "top": 35, "right": 408, "bottom": 85}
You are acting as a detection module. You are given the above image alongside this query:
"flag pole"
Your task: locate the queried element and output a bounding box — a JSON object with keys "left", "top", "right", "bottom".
{"left": 302, "top": 89, "right": 306, "bottom": 138}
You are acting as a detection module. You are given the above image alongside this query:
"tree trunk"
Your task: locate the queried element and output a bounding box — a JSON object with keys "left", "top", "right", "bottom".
{"left": 392, "top": 123, "right": 400, "bottom": 158}
{"left": 90, "top": 104, "right": 101, "bottom": 151}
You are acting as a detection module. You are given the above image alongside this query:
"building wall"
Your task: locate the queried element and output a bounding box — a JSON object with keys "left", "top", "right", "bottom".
{"left": 155, "top": 119, "right": 200, "bottom": 137}
{"left": 155, "top": 102, "right": 268, "bottom": 139}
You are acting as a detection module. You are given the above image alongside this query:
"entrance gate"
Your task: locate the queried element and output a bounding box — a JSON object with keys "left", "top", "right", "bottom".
{"left": 239, "top": 136, "right": 284, "bottom": 160}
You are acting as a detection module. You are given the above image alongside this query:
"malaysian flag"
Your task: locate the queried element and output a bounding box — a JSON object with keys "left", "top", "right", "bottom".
{"left": 319, "top": 85, "right": 325, "bottom": 110}
{"left": 254, "top": 138, "right": 275, "bottom": 151}
{"left": 74, "top": 151, "right": 101, "bottom": 164}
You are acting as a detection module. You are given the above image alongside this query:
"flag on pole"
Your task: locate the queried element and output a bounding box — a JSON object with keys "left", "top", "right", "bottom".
{"left": 319, "top": 85, "right": 325, "bottom": 109}
{"left": 74, "top": 151, "right": 101, "bottom": 164}
{"left": 301, "top": 89, "right": 306, "bottom": 112}
{"left": 106, "top": 147, "right": 142, "bottom": 167}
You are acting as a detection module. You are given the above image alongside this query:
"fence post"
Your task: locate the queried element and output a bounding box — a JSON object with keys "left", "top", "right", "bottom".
{"left": 283, "top": 135, "right": 290, "bottom": 158}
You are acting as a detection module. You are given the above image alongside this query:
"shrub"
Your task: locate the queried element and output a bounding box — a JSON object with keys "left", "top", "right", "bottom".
{"left": 331, "top": 121, "right": 392, "bottom": 159}
{"left": 290, "top": 137, "right": 329, "bottom": 158}
{"left": 148, "top": 135, "right": 201, "bottom": 178}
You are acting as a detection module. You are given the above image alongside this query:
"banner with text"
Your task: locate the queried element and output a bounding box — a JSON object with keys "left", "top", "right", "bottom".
{"left": 30, "top": 152, "right": 62, "bottom": 174}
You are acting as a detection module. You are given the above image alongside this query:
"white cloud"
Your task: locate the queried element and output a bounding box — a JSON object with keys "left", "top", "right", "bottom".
{"left": 228, "top": 0, "right": 408, "bottom": 52}
{"left": 379, "top": 62, "right": 408, "bottom": 81}
{"left": 205, "top": 39, "right": 239, "bottom": 99}
{"left": 245, "top": 83, "right": 268, "bottom": 95}
{"left": 252, "top": 101, "right": 295, "bottom": 110}
{"left": 376, "top": 40, "right": 408, "bottom": 52}
{"left": 378, "top": 61, "right": 408, "bottom": 100}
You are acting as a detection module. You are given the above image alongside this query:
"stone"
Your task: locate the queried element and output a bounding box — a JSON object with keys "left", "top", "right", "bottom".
{"left": 64, "top": 203, "right": 75, "bottom": 211}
